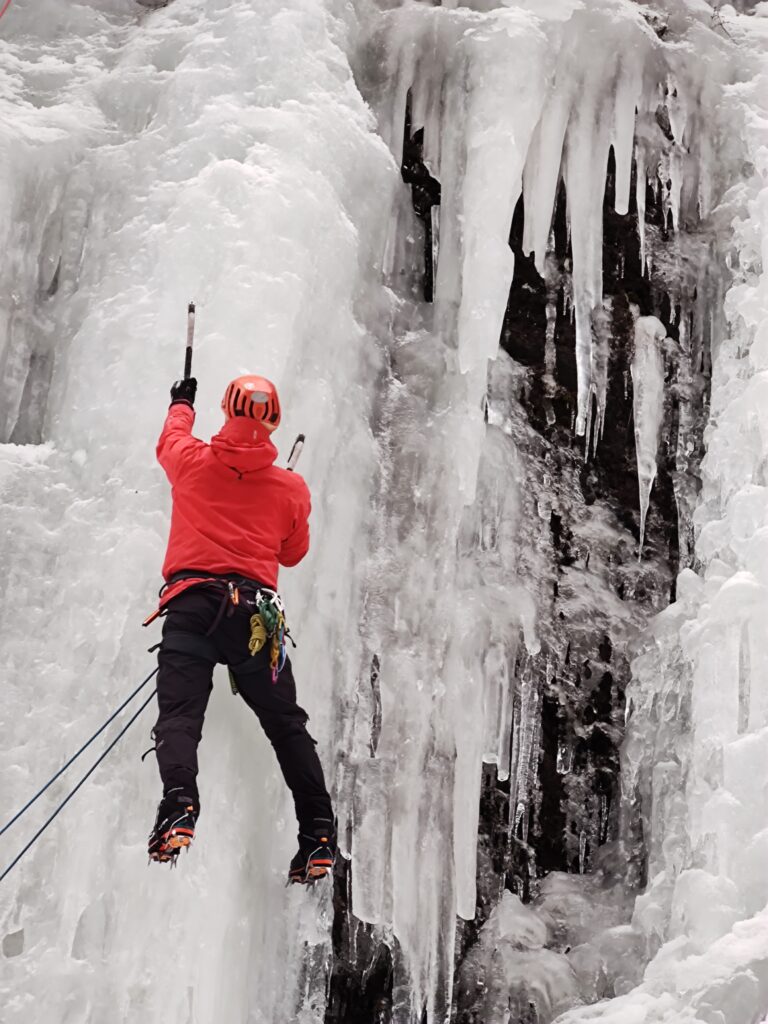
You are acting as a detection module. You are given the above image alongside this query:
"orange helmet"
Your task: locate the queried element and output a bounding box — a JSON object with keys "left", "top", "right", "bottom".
{"left": 221, "top": 375, "right": 281, "bottom": 431}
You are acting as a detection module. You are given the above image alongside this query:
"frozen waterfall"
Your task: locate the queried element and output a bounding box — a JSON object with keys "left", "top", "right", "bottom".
{"left": 2, "top": 1, "right": 768, "bottom": 1023}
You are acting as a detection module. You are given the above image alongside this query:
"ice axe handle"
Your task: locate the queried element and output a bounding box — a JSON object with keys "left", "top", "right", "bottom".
{"left": 184, "top": 302, "right": 196, "bottom": 379}
{"left": 287, "top": 434, "right": 305, "bottom": 472}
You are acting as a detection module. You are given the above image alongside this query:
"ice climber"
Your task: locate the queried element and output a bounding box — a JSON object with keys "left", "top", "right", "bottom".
{"left": 146, "top": 373, "right": 336, "bottom": 883}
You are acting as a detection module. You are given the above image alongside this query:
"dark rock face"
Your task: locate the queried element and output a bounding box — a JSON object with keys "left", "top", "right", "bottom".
{"left": 401, "top": 89, "right": 441, "bottom": 304}
{"left": 493, "top": 152, "right": 693, "bottom": 882}
{"left": 453, "top": 151, "right": 715, "bottom": 1012}
{"left": 326, "top": 136, "right": 715, "bottom": 1024}
{"left": 327, "top": 860, "right": 395, "bottom": 1024}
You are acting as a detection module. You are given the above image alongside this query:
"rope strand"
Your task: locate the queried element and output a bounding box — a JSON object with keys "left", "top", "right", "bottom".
{"left": 0, "top": 667, "right": 158, "bottom": 838}
{"left": 0, "top": 689, "right": 157, "bottom": 885}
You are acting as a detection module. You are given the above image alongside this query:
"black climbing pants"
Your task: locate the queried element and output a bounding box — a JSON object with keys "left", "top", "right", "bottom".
{"left": 153, "top": 585, "right": 333, "bottom": 831}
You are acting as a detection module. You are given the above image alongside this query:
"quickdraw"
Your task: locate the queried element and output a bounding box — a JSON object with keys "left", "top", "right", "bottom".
{"left": 247, "top": 589, "right": 292, "bottom": 683}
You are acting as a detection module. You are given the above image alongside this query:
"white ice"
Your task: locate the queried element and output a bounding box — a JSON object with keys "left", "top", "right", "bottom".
{"left": 0, "top": 1, "right": 765, "bottom": 1023}
{"left": 631, "top": 316, "right": 667, "bottom": 554}
{"left": 555, "top": 6, "right": 768, "bottom": 1023}
{"left": 1, "top": 0, "right": 395, "bottom": 1020}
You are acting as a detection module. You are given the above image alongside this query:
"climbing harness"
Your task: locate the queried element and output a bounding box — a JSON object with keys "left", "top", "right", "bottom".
{"left": 0, "top": 669, "right": 158, "bottom": 884}
{"left": 147, "top": 573, "right": 295, "bottom": 690}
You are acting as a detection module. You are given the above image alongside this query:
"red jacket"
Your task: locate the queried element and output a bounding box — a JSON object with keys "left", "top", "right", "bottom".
{"left": 156, "top": 404, "right": 310, "bottom": 606}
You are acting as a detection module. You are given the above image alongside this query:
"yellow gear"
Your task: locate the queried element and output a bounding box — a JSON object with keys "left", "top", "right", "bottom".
{"left": 248, "top": 614, "right": 268, "bottom": 655}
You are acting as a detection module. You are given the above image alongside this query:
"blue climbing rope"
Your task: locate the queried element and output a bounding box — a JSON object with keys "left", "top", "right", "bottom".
{"left": 0, "top": 686, "right": 157, "bottom": 884}
{"left": 0, "top": 667, "right": 158, "bottom": 838}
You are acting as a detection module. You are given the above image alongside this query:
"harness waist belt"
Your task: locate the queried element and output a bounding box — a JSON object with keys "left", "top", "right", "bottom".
{"left": 167, "top": 569, "right": 273, "bottom": 591}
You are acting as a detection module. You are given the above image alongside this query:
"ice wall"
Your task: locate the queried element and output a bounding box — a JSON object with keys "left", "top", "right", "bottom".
{"left": 365, "top": 0, "right": 732, "bottom": 503}
{"left": 554, "top": 7, "right": 768, "bottom": 1023}
{"left": 0, "top": 2, "right": 759, "bottom": 1024}
{"left": 1, "top": 1, "right": 395, "bottom": 1020}
{"left": 343, "top": 2, "right": 742, "bottom": 1018}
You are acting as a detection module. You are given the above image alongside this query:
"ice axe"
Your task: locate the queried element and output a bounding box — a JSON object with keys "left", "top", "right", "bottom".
{"left": 185, "top": 302, "right": 304, "bottom": 470}
{"left": 184, "top": 301, "right": 195, "bottom": 379}
{"left": 287, "top": 433, "right": 305, "bottom": 472}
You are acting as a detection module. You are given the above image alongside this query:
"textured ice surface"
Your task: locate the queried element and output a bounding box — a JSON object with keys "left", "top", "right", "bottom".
{"left": 0, "top": 0, "right": 765, "bottom": 1022}
{"left": 376, "top": 0, "right": 703, "bottom": 439}
{"left": 1, "top": 0, "right": 394, "bottom": 1020}
{"left": 555, "top": 7, "right": 768, "bottom": 1023}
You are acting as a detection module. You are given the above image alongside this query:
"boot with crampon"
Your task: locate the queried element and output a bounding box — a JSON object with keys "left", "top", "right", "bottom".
{"left": 148, "top": 788, "right": 198, "bottom": 864}
{"left": 288, "top": 818, "right": 335, "bottom": 884}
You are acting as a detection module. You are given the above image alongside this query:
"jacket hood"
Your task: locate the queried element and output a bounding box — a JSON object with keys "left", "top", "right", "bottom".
{"left": 210, "top": 417, "right": 278, "bottom": 475}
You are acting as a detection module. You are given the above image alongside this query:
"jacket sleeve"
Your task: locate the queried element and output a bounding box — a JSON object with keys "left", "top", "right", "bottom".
{"left": 279, "top": 477, "right": 311, "bottom": 567}
{"left": 156, "top": 404, "right": 204, "bottom": 483}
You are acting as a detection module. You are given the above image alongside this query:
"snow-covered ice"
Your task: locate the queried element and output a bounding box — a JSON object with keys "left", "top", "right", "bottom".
{"left": 0, "top": 0, "right": 767, "bottom": 1022}
{"left": 1, "top": 0, "right": 394, "bottom": 1020}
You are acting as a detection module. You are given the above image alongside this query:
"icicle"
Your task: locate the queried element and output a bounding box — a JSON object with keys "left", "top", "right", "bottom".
{"left": 631, "top": 316, "right": 667, "bottom": 555}
{"left": 411, "top": 39, "right": 444, "bottom": 179}
{"left": 387, "top": 30, "right": 418, "bottom": 166}
{"left": 565, "top": 85, "right": 612, "bottom": 436}
{"left": 508, "top": 666, "right": 540, "bottom": 846}
{"left": 545, "top": 298, "right": 557, "bottom": 383}
{"left": 561, "top": 24, "right": 649, "bottom": 437}
{"left": 456, "top": 15, "right": 554, "bottom": 373}
{"left": 670, "top": 147, "right": 683, "bottom": 232}
{"left": 482, "top": 641, "right": 514, "bottom": 779}
{"left": 665, "top": 75, "right": 688, "bottom": 147}
{"left": 543, "top": 265, "right": 558, "bottom": 405}
{"left": 522, "top": 93, "right": 571, "bottom": 275}
{"left": 681, "top": 293, "right": 693, "bottom": 341}
{"left": 590, "top": 299, "right": 613, "bottom": 449}
{"left": 652, "top": 172, "right": 661, "bottom": 207}
{"left": 612, "top": 60, "right": 643, "bottom": 216}
{"left": 636, "top": 144, "right": 647, "bottom": 273}
{"left": 698, "top": 122, "right": 714, "bottom": 220}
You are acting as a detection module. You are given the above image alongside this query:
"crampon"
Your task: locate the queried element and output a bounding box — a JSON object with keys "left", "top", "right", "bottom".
{"left": 288, "top": 818, "right": 335, "bottom": 884}
{"left": 148, "top": 790, "right": 198, "bottom": 865}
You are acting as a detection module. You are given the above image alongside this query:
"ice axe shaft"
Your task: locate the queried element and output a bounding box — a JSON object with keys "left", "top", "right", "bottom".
{"left": 184, "top": 302, "right": 196, "bottom": 379}
{"left": 287, "top": 434, "right": 305, "bottom": 472}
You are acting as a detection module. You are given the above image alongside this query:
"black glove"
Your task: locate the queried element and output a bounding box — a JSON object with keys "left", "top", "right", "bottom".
{"left": 170, "top": 377, "right": 197, "bottom": 408}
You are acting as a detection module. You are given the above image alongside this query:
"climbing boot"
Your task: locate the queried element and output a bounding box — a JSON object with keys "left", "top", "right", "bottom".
{"left": 288, "top": 818, "right": 336, "bottom": 884}
{"left": 148, "top": 788, "right": 198, "bottom": 864}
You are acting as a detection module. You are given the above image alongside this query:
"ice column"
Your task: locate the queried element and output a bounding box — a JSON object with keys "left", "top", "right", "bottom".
{"left": 630, "top": 316, "right": 666, "bottom": 553}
